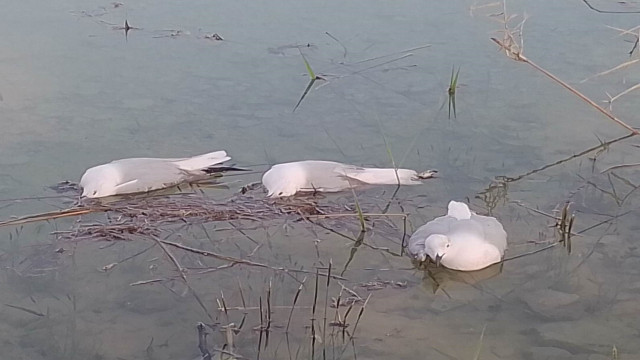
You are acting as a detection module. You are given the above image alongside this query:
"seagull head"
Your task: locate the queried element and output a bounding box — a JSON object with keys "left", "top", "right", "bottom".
{"left": 80, "top": 164, "right": 120, "bottom": 198}
{"left": 262, "top": 163, "right": 306, "bottom": 197}
{"left": 424, "top": 234, "right": 451, "bottom": 267}
{"left": 81, "top": 179, "right": 115, "bottom": 198}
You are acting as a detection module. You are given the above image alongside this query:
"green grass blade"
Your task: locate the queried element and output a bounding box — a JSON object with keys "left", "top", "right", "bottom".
{"left": 293, "top": 50, "right": 318, "bottom": 112}
{"left": 293, "top": 78, "right": 316, "bottom": 112}
{"left": 452, "top": 90, "right": 457, "bottom": 118}
{"left": 453, "top": 66, "right": 460, "bottom": 88}
{"left": 450, "top": 66, "right": 455, "bottom": 90}
{"left": 300, "top": 51, "right": 316, "bottom": 80}
{"left": 340, "top": 230, "right": 365, "bottom": 276}
{"left": 351, "top": 188, "right": 366, "bottom": 231}
{"left": 448, "top": 65, "right": 460, "bottom": 119}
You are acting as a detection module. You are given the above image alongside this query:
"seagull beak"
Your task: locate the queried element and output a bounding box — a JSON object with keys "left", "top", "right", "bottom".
{"left": 434, "top": 253, "right": 444, "bottom": 267}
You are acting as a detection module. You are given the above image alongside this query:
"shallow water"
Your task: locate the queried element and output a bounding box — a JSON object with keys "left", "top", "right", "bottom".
{"left": 1, "top": 0, "right": 640, "bottom": 359}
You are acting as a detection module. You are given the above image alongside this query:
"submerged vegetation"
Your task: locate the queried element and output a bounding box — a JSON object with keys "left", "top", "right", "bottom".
{"left": 0, "top": 186, "right": 399, "bottom": 359}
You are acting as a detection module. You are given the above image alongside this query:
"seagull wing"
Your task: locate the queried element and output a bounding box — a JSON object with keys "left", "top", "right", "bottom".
{"left": 109, "top": 158, "right": 201, "bottom": 194}
{"left": 471, "top": 213, "right": 508, "bottom": 253}
{"left": 408, "top": 215, "right": 456, "bottom": 255}
{"left": 298, "top": 161, "right": 359, "bottom": 191}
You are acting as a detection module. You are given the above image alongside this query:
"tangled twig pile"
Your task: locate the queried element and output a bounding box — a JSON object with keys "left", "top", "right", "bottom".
{"left": 49, "top": 192, "right": 346, "bottom": 242}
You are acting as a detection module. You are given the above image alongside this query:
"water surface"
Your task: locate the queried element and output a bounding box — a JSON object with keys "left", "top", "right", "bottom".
{"left": 1, "top": 0, "right": 640, "bottom": 359}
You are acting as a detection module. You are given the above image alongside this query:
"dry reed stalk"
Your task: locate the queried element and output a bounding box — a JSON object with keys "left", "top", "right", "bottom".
{"left": 0, "top": 207, "right": 107, "bottom": 228}
{"left": 266, "top": 279, "right": 272, "bottom": 333}
{"left": 469, "top": 1, "right": 501, "bottom": 17}
{"left": 310, "top": 268, "right": 319, "bottom": 360}
{"left": 160, "top": 240, "right": 346, "bottom": 280}
{"left": 601, "top": 162, "right": 640, "bottom": 173}
{"left": 286, "top": 280, "right": 305, "bottom": 333}
{"left": 503, "top": 242, "right": 559, "bottom": 262}
{"left": 491, "top": 1, "right": 639, "bottom": 135}
{"left": 3, "top": 192, "right": 354, "bottom": 244}
{"left": 500, "top": 133, "right": 634, "bottom": 184}
{"left": 322, "top": 260, "right": 332, "bottom": 360}
{"left": 605, "top": 83, "right": 640, "bottom": 110}
{"left": 4, "top": 190, "right": 370, "bottom": 237}
{"left": 305, "top": 212, "right": 407, "bottom": 218}
{"left": 151, "top": 235, "right": 186, "bottom": 281}
{"left": 580, "top": 59, "right": 639, "bottom": 83}
{"left": 218, "top": 305, "right": 312, "bottom": 312}
{"left": 335, "top": 294, "right": 370, "bottom": 360}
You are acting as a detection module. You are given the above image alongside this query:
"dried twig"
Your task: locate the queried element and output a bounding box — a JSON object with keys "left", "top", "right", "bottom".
{"left": 491, "top": 2, "right": 639, "bottom": 135}
{"left": 152, "top": 235, "right": 187, "bottom": 282}
{"left": 160, "top": 239, "right": 346, "bottom": 280}
{"left": 581, "top": 0, "right": 640, "bottom": 14}
{"left": 601, "top": 162, "right": 640, "bottom": 173}
{"left": 0, "top": 207, "right": 107, "bottom": 228}
{"left": 604, "top": 83, "right": 640, "bottom": 110}
{"left": 580, "top": 59, "right": 639, "bottom": 83}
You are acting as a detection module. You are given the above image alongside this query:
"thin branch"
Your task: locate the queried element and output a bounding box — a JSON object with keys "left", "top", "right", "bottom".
{"left": 498, "top": 133, "right": 634, "bottom": 184}
{"left": 0, "top": 207, "right": 107, "bottom": 228}
{"left": 305, "top": 213, "right": 407, "bottom": 219}
{"left": 160, "top": 239, "right": 346, "bottom": 280}
{"left": 580, "top": 59, "right": 639, "bottom": 83}
{"left": 503, "top": 242, "right": 558, "bottom": 261}
{"left": 581, "top": 0, "right": 640, "bottom": 14}
{"left": 601, "top": 162, "right": 640, "bottom": 173}
{"left": 493, "top": 36, "right": 638, "bottom": 135}
{"left": 151, "top": 235, "right": 187, "bottom": 282}
{"left": 604, "top": 82, "right": 640, "bottom": 110}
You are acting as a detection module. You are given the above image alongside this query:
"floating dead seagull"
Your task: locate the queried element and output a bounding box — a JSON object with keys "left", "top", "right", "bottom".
{"left": 261, "top": 160, "right": 437, "bottom": 197}
{"left": 408, "top": 201, "right": 507, "bottom": 271}
{"left": 80, "top": 150, "right": 243, "bottom": 198}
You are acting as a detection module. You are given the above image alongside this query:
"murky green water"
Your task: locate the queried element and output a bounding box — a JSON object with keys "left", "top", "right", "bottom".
{"left": 2, "top": 0, "right": 640, "bottom": 359}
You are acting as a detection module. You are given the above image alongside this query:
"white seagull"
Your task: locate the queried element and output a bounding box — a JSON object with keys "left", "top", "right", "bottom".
{"left": 80, "top": 150, "right": 241, "bottom": 198}
{"left": 408, "top": 201, "right": 507, "bottom": 271}
{"left": 262, "top": 160, "right": 436, "bottom": 197}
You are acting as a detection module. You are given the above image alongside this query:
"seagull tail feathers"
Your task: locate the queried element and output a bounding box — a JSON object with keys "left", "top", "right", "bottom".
{"left": 345, "top": 168, "right": 422, "bottom": 185}
{"left": 447, "top": 201, "right": 473, "bottom": 220}
{"left": 173, "top": 151, "right": 231, "bottom": 171}
{"left": 203, "top": 165, "right": 250, "bottom": 174}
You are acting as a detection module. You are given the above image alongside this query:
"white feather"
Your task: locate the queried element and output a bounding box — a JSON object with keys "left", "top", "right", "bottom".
{"left": 262, "top": 160, "right": 424, "bottom": 197}
{"left": 172, "top": 150, "right": 230, "bottom": 171}
{"left": 80, "top": 150, "right": 231, "bottom": 198}
{"left": 408, "top": 201, "right": 507, "bottom": 271}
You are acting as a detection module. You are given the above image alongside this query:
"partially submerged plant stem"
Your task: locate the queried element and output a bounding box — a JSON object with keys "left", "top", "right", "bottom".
{"left": 350, "top": 189, "right": 366, "bottom": 232}
{"left": 448, "top": 65, "right": 460, "bottom": 119}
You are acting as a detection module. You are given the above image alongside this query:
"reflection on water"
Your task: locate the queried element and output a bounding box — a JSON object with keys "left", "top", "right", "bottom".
{"left": 2, "top": 0, "right": 640, "bottom": 359}
{"left": 423, "top": 263, "right": 504, "bottom": 294}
